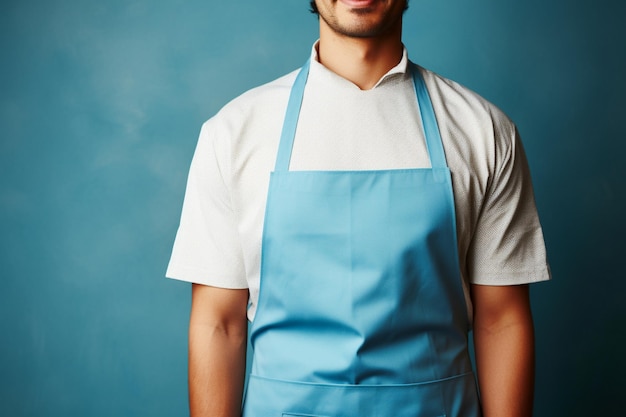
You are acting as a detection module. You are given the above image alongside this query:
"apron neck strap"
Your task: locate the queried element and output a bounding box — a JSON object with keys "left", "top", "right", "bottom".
{"left": 274, "top": 60, "right": 447, "bottom": 171}
{"left": 275, "top": 60, "right": 310, "bottom": 172}
{"left": 411, "top": 63, "right": 447, "bottom": 169}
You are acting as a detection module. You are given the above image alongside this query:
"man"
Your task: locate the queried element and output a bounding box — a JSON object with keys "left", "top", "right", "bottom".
{"left": 167, "top": 1, "right": 550, "bottom": 416}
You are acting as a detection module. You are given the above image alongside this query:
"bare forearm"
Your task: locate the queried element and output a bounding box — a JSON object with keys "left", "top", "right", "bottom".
{"left": 473, "top": 286, "right": 535, "bottom": 417}
{"left": 188, "top": 285, "right": 249, "bottom": 417}
{"left": 188, "top": 322, "right": 247, "bottom": 417}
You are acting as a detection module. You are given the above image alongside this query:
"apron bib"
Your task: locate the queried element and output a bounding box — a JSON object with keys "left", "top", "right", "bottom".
{"left": 243, "top": 60, "right": 481, "bottom": 417}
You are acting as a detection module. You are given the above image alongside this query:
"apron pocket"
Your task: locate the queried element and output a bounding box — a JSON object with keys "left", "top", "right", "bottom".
{"left": 243, "top": 374, "right": 477, "bottom": 417}
{"left": 283, "top": 414, "right": 331, "bottom": 417}
{"left": 282, "top": 413, "right": 446, "bottom": 417}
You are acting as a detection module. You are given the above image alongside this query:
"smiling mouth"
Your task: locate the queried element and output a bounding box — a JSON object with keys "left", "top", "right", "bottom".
{"left": 339, "top": 0, "right": 378, "bottom": 9}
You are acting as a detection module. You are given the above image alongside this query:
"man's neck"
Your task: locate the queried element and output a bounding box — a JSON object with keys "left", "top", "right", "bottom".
{"left": 317, "top": 20, "right": 404, "bottom": 90}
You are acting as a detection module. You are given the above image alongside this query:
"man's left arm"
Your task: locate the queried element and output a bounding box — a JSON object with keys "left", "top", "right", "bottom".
{"left": 471, "top": 284, "right": 535, "bottom": 417}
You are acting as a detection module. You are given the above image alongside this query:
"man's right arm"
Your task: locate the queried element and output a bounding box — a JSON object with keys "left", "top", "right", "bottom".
{"left": 188, "top": 283, "right": 249, "bottom": 417}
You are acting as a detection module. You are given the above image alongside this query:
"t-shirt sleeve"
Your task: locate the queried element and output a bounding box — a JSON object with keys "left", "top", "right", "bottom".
{"left": 468, "top": 123, "right": 551, "bottom": 285}
{"left": 166, "top": 119, "right": 248, "bottom": 288}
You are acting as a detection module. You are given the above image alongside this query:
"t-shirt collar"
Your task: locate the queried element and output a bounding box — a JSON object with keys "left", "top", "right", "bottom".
{"left": 309, "top": 40, "right": 409, "bottom": 89}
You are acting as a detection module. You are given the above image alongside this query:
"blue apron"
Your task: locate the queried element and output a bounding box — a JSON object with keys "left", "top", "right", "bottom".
{"left": 243, "top": 60, "right": 481, "bottom": 417}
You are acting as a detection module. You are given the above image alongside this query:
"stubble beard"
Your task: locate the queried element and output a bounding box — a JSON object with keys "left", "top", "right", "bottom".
{"left": 318, "top": 3, "right": 404, "bottom": 39}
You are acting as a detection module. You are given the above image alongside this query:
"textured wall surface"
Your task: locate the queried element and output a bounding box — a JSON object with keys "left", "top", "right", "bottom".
{"left": 1, "top": 1, "right": 624, "bottom": 416}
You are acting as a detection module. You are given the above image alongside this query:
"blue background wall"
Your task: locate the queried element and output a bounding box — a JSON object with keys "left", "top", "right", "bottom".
{"left": 1, "top": 1, "right": 624, "bottom": 416}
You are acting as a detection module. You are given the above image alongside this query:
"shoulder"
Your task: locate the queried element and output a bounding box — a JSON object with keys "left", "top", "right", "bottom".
{"left": 417, "top": 65, "right": 513, "bottom": 128}
{"left": 416, "top": 65, "right": 518, "bottom": 172}
{"left": 202, "top": 69, "right": 299, "bottom": 137}
{"left": 192, "top": 68, "right": 299, "bottom": 183}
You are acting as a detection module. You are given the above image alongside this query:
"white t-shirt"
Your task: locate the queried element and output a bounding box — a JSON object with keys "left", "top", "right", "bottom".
{"left": 167, "top": 45, "right": 551, "bottom": 320}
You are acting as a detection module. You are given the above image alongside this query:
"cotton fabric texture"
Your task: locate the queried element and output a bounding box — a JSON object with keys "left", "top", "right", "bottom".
{"left": 166, "top": 44, "right": 551, "bottom": 321}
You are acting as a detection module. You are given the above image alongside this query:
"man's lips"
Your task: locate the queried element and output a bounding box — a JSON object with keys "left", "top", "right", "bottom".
{"left": 339, "top": 0, "right": 378, "bottom": 8}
